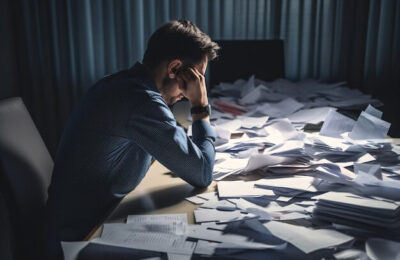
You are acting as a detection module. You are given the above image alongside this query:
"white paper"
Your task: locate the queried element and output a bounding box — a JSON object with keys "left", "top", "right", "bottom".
{"left": 287, "top": 107, "right": 335, "bottom": 124}
{"left": 97, "top": 226, "right": 195, "bottom": 255}
{"left": 334, "top": 249, "right": 368, "bottom": 260}
{"left": 200, "top": 199, "right": 236, "bottom": 211}
{"left": 256, "top": 98, "right": 304, "bottom": 118}
{"left": 197, "top": 192, "right": 219, "bottom": 201}
{"left": 255, "top": 176, "right": 318, "bottom": 192}
{"left": 185, "top": 195, "right": 207, "bottom": 205}
{"left": 365, "top": 238, "right": 400, "bottom": 260}
{"left": 127, "top": 214, "right": 187, "bottom": 225}
{"left": 126, "top": 214, "right": 187, "bottom": 235}
{"left": 244, "top": 153, "right": 295, "bottom": 173}
{"left": 186, "top": 225, "right": 286, "bottom": 250}
{"left": 194, "top": 208, "right": 253, "bottom": 223}
{"left": 365, "top": 104, "right": 383, "bottom": 119}
{"left": 263, "top": 118, "right": 303, "bottom": 143}
{"left": 61, "top": 241, "right": 89, "bottom": 260}
{"left": 194, "top": 240, "right": 219, "bottom": 256}
{"left": 167, "top": 253, "right": 192, "bottom": 260}
{"left": 237, "top": 115, "right": 269, "bottom": 129}
{"left": 264, "top": 221, "right": 354, "bottom": 253}
{"left": 217, "top": 180, "right": 275, "bottom": 198}
{"left": 235, "top": 198, "right": 275, "bottom": 220}
{"left": 313, "top": 192, "right": 399, "bottom": 211}
{"left": 349, "top": 111, "right": 390, "bottom": 140}
{"left": 319, "top": 110, "right": 355, "bottom": 138}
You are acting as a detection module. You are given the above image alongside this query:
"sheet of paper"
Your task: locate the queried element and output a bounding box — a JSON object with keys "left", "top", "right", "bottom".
{"left": 365, "top": 238, "right": 400, "bottom": 260}
{"left": 61, "top": 241, "right": 89, "bottom": 260}
{"left": 235, "top": 198, "right": 275, "bottom": 220}
{"left": 287, "top": 107, "right": 335, "bottom": 124}
{"left": 353, "top": 172, "right": 400, "bottom": 200}
{"left": 167, "top": 253, "right": 192, "bottom": 260}
{"left": 365, "top": 104, "right": 383, "bottom": 119}
{"left": 240, "top": 75, "right": 255, "bottom": 97}
{"left": 237, "top": 115, "right": 269, "bottom": 129}
{"left": 193, "top": 208, "right": 253, "bottom": 223}
{"left": 105, "top": 221, "right": 187, "bottom": 237}
{"left": 313, "top": 192, "right": 399, "bottom": 211}
{"left": 197, "top": 192, "right": 219, "bottom": 201}
{"left": 127, "top": 214, "right": 187, "bottom": 224}
{"left": 194, "top": 240, "right": 219, "bottom": 256}
{"left": 244, "top": 153, "right": 295, "bottom": 172}
{"left": 186, "top": 225, "right": 286, "bottom": 250}
{"left": 349, "top": 111, "right": 390, "bottom": 140}
{"left": 200, "top": 199, "right": 237, "bottom": 211}
{"left": 217, "top": 180, "right": 275, "bottom": 198}
{"left": 255, "top": 176, "right": 318, "bottom": 192}
{"left": 354, "top": 163, "right": 382, "bottom": 179}
{"left": 263, "top": 118, "right": 303, "bottom": 143}
{"left": 185, "top": 196, "right": 207, "bottom": 205}
{"left": 98, "top": 225, "right": 195, "bottom": 255}
{"left": 334, "top": 249, "right": 368, "bottom": 260}
{"left": 126, "top": 214, "right": 187, "bottom": 235}
{"left": 279, "top": 212, "right": 310, "bottom": 220}
{"left": 319, "top": 110, "right": 355, "bottom": 138}
{"left": 264, "top": 221, "right": 354, "bottom": 253}
{"left": 255, "top": 98, "right": 304, "bottom": 118}
{"left": 239, "top": 85, "right": 265, "bottom": 105}
{"left": 239, "top": 85, "right": 287, "bottom": 104}
{"left": 265, "top": 140, "right": 304, "bottom": 157}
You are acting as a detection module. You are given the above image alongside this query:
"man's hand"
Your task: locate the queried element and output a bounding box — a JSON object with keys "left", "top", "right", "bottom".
{"left": 176, "top": 67, "right": 208, "bottom": 107}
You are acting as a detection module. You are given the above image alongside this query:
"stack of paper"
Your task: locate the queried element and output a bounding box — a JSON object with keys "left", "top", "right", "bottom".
{"left": 312, "top": 192, "right": 400, "bottom": 239}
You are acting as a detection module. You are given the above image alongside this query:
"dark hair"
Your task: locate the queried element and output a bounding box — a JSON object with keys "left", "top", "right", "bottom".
{"left": 142, "top": 20, "right": 220, "bottom": 70}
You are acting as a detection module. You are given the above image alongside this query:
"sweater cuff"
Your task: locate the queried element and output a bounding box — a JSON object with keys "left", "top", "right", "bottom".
{"left": 192, "top": 120, "right": 216, "bottom": 142}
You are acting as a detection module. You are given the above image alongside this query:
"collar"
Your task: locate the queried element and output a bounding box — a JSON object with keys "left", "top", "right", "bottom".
{"left": 129, "top": 62, "right": 159, "bottom": 93}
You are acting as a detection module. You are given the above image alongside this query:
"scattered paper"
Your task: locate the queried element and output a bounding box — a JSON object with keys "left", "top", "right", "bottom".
{"left": 264, "top": 221, "right": 354, "bottom": 253}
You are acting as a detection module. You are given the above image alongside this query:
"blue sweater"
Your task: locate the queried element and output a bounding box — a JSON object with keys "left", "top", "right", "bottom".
{"left": 43, "top": 62, "right": 215, "bottom": 258}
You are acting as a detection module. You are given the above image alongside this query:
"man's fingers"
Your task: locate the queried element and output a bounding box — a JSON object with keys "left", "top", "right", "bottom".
{"left": 177, "top": 72, "right": 191, "bottom": 84}
{"left": 187, "top": 68, "right": 200, "bottom": 80}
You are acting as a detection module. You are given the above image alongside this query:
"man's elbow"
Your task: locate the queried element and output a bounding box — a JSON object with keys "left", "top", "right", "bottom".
{"left": 193, "top": 176, "right": 212, "bottom": 188}
{"left": 193, "top": 165, "right": 213, "bottom": 188}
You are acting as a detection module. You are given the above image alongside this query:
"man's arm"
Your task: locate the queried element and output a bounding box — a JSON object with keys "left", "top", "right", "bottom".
{"left": 127, "top": 94, "right": 215, "bottom": 188}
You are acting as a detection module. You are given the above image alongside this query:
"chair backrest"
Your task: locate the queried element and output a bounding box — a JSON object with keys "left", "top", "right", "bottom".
{"left": 0, "top": 97, "right": 53, "bottom": 259}
{"left": 209, "top": 40, "right": 285, "bottom": 88}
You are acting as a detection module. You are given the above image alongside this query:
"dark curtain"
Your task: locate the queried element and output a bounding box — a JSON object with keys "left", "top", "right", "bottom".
{"left": 1, "top": 0, "right": 399, "bottom": 155}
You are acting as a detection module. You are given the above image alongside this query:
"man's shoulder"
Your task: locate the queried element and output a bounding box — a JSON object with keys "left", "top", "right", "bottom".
{"left": 91, "top": 69, "right": 160, "bottom": 101}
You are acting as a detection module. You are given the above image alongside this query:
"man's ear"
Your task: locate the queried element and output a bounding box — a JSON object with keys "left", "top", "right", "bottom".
{"left": 167, "top": 59, "right": 183, "bottom": 79}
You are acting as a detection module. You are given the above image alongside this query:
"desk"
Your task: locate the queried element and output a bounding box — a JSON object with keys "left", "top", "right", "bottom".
{"left": 89, "top": 161, "right": 217, "bottom": 239}
{"left": 88, "top": 101, "right": 400, "bottom": 257}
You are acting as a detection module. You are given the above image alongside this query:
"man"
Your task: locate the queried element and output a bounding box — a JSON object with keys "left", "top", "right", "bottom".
{"left": 43, "top": 20, "right": 219, "bottom": 258}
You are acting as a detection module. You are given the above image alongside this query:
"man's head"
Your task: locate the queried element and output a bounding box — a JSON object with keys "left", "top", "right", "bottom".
{"left": 143, "top": 20, "right": 220, "bottom": 105}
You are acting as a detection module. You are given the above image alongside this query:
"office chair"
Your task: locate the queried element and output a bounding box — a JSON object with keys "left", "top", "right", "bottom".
{"left": 0, "top": 97, "right": 53, "bottom": 259}
{"left": 209, "top": 40, "right": 285, "bottom": 88}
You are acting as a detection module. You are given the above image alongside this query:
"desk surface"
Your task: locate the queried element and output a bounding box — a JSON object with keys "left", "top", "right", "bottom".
{"left": 90, "top": 101, "right": 400, "bottom": 240}
{"left": 89, "top": 160, "right": 217, "bottom": 239}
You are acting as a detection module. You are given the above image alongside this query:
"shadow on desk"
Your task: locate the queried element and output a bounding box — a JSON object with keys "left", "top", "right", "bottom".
{"left": 107, "top": 183, "right": 208, "bottom": 221}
